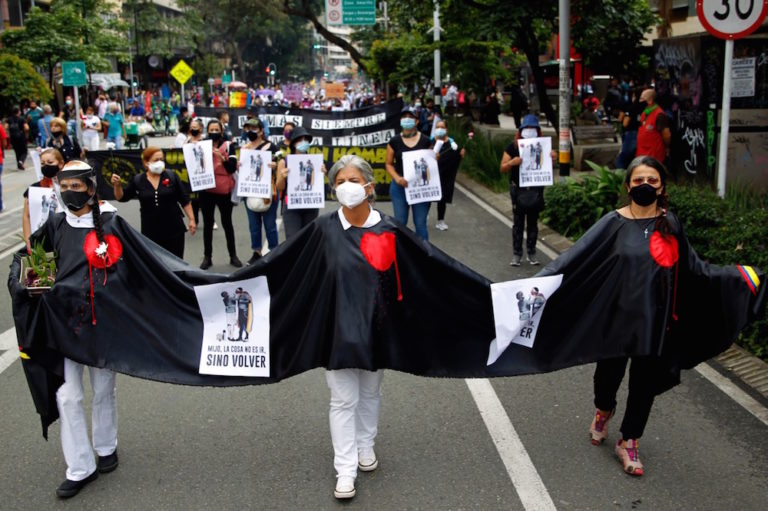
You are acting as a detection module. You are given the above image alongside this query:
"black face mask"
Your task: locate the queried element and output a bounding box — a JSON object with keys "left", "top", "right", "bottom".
{"left": 51, "top": 130, "right": 63, "bottom": 137}
{"left": 42, "top": 164, "right": 59, "bottom": 178}
{"left": 189, "top": 129, "right": 201, "bottom": 136}
{"left": 628, "top": 183, "right": 659, "bottom": 207}
{"left": 208, "top": 132, "right": 222, "bottom": 142}
{"left": 60, "top": 190, "right": 93, "bottom": 211}
{"left": 246, "top": 131, "right": 260, "bottom": 141}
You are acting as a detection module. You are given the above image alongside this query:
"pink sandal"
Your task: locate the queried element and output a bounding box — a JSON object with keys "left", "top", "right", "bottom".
{"left": 589, "top": 408, "right": 614, "bottom": 445}
{"left": 615, "top": 438, "right": 644, "bottom": 476}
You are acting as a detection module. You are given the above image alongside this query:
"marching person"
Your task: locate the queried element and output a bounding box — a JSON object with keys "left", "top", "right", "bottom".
{"left": 31, "top": 160, "right": 120, "bottom": 498}
{"left": 22, "top": 148, "right": 64, "bottom": 252}
{"left": 385, "top": 107, "right": 433, "bottom": 240}
{"left": 239, "top": 118, "right": 279, "bottom": 264}
{"left": 110, "top": 146, "right": 196, "bottom": 258}
{"left": 325, "top": 154, "right": 383, "bottom": 500}
{"left": 81, "top": 106, "right": 102, "bottom": 151}
{"left": 46, "top": 117, "right": 83, "bottom": 163}
{"left": 431, "top": 119, "right": 465, "bottom": 231}
{"left": 499, "top": 114, "right": 555, "bottom": 266}
{"left": 198, "top": 120, "right": 241, "bottom": 269}
{"left": 275, "top": 126, "right": 324, "bottom": 239}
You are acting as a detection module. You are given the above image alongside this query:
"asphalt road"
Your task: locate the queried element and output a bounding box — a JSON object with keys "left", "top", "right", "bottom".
{"left": 0, "top": 139, "right": 767, "bottom": 510}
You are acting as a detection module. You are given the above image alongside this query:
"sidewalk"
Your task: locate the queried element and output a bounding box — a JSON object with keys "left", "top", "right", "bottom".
{"left": 456, "top": 170, "right": 768, "bottom": 402}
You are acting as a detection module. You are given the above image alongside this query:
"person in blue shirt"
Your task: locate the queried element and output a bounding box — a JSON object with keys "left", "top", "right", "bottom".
{"left": 103, "top": 103, "right": 126, "bottom": 149}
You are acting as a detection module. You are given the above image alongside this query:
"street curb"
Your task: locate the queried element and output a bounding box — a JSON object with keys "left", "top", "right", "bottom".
{"left": 455, "top": 171, "right": 768, "bottom": 401}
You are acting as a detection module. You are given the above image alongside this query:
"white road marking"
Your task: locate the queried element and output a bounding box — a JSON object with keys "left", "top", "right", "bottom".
{"left": 0, "top": 328, "right": 19, "bottom": 374}
{"left": 0, "top": 242, "right": 25, "bottom": 261}
{"left": 694, "top": 363, "right": 768, "bottom": 427}
{"left": 455, "top": 182, "right": 558, "bottom": 261}
{"left": 466, "top": 379, "right": 557, "bottom": 511}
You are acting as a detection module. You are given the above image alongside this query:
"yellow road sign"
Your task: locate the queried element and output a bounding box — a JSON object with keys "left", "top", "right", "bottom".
{"left": 170, "top": 60, "right": 195, "bottom": 85}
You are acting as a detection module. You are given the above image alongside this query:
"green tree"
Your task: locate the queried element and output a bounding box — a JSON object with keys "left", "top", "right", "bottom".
{"left": 0, "top": 53, "right": 53, "bottom": 114}
{"left": 0, "top": 1, "right": 128, "bottom": 91}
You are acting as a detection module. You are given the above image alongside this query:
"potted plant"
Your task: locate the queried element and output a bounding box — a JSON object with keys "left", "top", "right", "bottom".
{"left": 20, "top": 238, "right": 56, "bottom": 296}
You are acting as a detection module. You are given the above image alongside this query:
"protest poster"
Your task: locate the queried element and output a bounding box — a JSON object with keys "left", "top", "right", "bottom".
{"left": 30, "top": 150, "right": 42, "bottom": 181}
{"left": 285, "top": 154, "right": 325, "bottom": 209}
{"left": 401, "top": 149, "right": 442, "bottom": 205}
{"left": 487, "top": 275, "right": 563, "bottom": 364}
{"left": 325, "top": 82, "right": 346, "bottom": 99}
{"left": 27, "top": 186, "right": 61, "bottom": 233}
{"left": 183, "top": 139, "right": 215, "bottom": 191}
{"left": 282, "top": 83, "right": 303, "bottom": 103}
{"left": 237, "top": 149, "right": 273, "bottom": 198}
{"left": 195, "top": 277, "right": 271, "bottom": 377}
{"left": 518, "top": 137, "right": 554, "bottom": 187}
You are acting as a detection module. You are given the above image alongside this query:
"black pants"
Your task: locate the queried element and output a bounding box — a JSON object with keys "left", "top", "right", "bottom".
{"left": 593, "top": 357, "right": 656, "bottom": 440}
{"left": 200, "top": 192, "right": 236, "bottom": 259}
{"left": 512, "top": 206, "right": 539, "bottom": 256}
{"left": 437, "top": 199, "right": 447, "bottom": 221}
{"left": 11, "top": 138, "right": 27, "bottom": 169}
{"left": 148, "top": 232, "right": 185, "bottom": 259}
{"left": 282, "top": 209, "right": 319, "bottom": 239}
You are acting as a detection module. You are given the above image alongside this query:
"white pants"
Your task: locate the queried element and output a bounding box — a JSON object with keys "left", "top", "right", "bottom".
{"left": 325, "top": 369, "right": 384, "bottom": 478}
{"left": 82, "top": 131, "right": 100, "bottom": 151}
{"left": 56, "top": 358, "right": 118, "bottom": 481}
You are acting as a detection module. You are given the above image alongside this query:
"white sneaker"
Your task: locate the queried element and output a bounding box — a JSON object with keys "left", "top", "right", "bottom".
{"left": 509, "top": 255, "right": 522, "bottom": 266}
{"left": 358, "top": 448, "right": 378, "bottom": 472}
{"left": 334, "top": 476, "right": 356, "bottom": 499}
{"left": 435, "top": 220, "right": 448, "bottom": 231}
{"left": 213, "top": 222, "right": 219, "bottom": 230}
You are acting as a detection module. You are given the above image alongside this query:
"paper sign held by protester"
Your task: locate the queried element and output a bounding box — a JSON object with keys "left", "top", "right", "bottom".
{"left": 195, "top": 277, "right": 271, "bottom": 377}
{"left": 237, "top": 149, "right": 273, "bottom": 198}
{"left": 27, "top": 186, "right": 61, "bottom": 233}
{"left": 286, "top": 154, "right": 325, "bottom": 209}
{"left": 183, "top": 139, "right": 215, "bottom": 191}
{"left": 402, "top": 149, "right": 442, "bottom": 205}
{"left": 518, "top": 137, "right": 553, "bottom": 187}
{"left": 487, "top": 275, "right": 563, "bottom": 364}
{"left": 30, "top": 150, "right": 42, "bottom": 181}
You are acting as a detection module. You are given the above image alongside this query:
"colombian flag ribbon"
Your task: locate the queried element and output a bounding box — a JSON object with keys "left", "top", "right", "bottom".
{"left": 737, "top": 265, "right": 761, "bottom": 296}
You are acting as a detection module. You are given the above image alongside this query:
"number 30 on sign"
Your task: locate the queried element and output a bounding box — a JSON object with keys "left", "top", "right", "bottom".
{"left": 697, "top": 0, "right": 768, "bottom": 40}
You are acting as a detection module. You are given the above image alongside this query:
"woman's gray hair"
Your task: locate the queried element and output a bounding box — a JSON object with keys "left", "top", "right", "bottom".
{"left": 328, "top": 154, "right": 375, "bottom": 186}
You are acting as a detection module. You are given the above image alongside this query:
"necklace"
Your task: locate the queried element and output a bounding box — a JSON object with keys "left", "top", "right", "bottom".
{"left": 627, "top": 205, "right": 658, "bottom": 239}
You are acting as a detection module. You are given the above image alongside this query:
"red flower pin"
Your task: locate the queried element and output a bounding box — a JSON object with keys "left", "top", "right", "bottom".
{"left": 162, "top": 178, "right": 170, "bottom": 186}
{"left": 83, "top": 231, "right": 123, "bottom": 325}
{"left": 360, "top": 232, "right": 402, "bottom": 301}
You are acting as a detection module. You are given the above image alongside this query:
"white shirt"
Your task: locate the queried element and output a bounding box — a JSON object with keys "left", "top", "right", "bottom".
{"left": 64, "top": 201, "right": 117, "bottom": 228}
{"left": 337, "top": 207, "right": 381, "bottom": 230}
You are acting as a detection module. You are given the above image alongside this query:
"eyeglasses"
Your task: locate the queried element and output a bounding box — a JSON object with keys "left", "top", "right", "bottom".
{"left": 631, "top": 176, "right": 660, "bottom": 186}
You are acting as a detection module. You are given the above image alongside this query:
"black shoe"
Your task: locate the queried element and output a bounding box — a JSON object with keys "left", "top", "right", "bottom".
{"left": 56, "top": 471, "right": 98, "bottom": 498}
{"left": 247, "top": 251, "right": 262, "bottom": 265}
{"left": 230, "top": 256, "right": 243, "bottom": 268}
{"left": 97, "top": 450, "right": 119, "bottom": 473}
{"left": 200, "top": 257, "right": 212, "bottom": 270}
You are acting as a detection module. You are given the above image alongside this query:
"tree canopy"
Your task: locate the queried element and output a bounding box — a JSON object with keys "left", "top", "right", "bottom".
{"left": 0, "top": 53, "right": 53, "bottom": 114}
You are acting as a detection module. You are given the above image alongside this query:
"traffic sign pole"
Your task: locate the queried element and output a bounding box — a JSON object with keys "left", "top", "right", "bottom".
{"left": 73, "top": 86, "right": 82, "bottom": 147}
{"left": 717, "top": 39, "right": 734, "bottom": 198}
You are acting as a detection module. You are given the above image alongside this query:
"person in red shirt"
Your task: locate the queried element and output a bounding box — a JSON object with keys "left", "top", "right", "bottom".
{"left": 635, "top": 89, "right": 671, "bottom": 164}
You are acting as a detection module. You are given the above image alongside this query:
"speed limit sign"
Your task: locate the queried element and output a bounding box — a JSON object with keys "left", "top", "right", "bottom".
{"left": 697, "top": 0, "right": 768, "bottom": 39}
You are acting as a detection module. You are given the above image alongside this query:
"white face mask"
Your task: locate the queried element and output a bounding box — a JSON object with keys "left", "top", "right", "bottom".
{"left": 521, "top": 128, "right": 539, "bottom": 139}
{"left": 148, "top": 161, "right": 165, "bottom": 175}
{"left": 335, "top": 181, "right": 369, "bottom": 208}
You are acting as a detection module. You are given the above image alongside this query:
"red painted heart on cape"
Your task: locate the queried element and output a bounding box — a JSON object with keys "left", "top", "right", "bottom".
{"left": 84, "top": 231, "right": 123, "bottom": 269}
{"left": 360, "top": 232, "right": 396, "bottom": 271}
{"left": 649, "top": 231, "right": 678, "bottom": 268}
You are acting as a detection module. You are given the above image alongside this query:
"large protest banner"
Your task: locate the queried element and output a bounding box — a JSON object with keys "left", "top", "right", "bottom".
{"left": 196, "top": 99, "right": 403, "bottom": 197}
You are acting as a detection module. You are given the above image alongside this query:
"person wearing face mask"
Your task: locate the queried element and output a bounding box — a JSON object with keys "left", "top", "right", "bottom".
{"left": 324, "top": 154, "right": 382, "bottom": 500}
{"left": 431, "top": 119, "right": 465, "bottom": 231}
{"left": 22, "top": 148, "right": 64, "bottom": 252}
{"left": 81, "top": 106, "right": 102, "bottom": 151}
{"left": 500, "top": 114, "right": 556, "bottom": 266}
{"left": 635, "top": 88, "right": 671, "bottom": 165}
{"left": 46, "top": 117, "right": 83, "bottom": 163}
{"left": 28, "top": 160, "right": 120, "bottom": 498}
{"left": 110, "top": 147, "right": 196, "bottom": 258}
{"left": 103, "top": 102, "right": 126, "bottom": 150}
{"left": 385, "top": 107, "right": 433, "bottom": 240}
{"left": 185, "top": 118, "right": 205, "bottom": 226}
{"left": 276, "top": 126, "right": 325, "bottom": 239}
{"left": 198, "top": 120, "right": 241, "bottom": 269}
{"left": 277, "top": 121, "right": 295, "bottom": 155}
{"left": 239, "top": 118, "right": 279, "bottom": 264}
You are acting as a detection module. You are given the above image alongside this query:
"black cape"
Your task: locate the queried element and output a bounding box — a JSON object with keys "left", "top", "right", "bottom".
{"left": 8, "top": 210, "right": 765, "bottom": 437}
